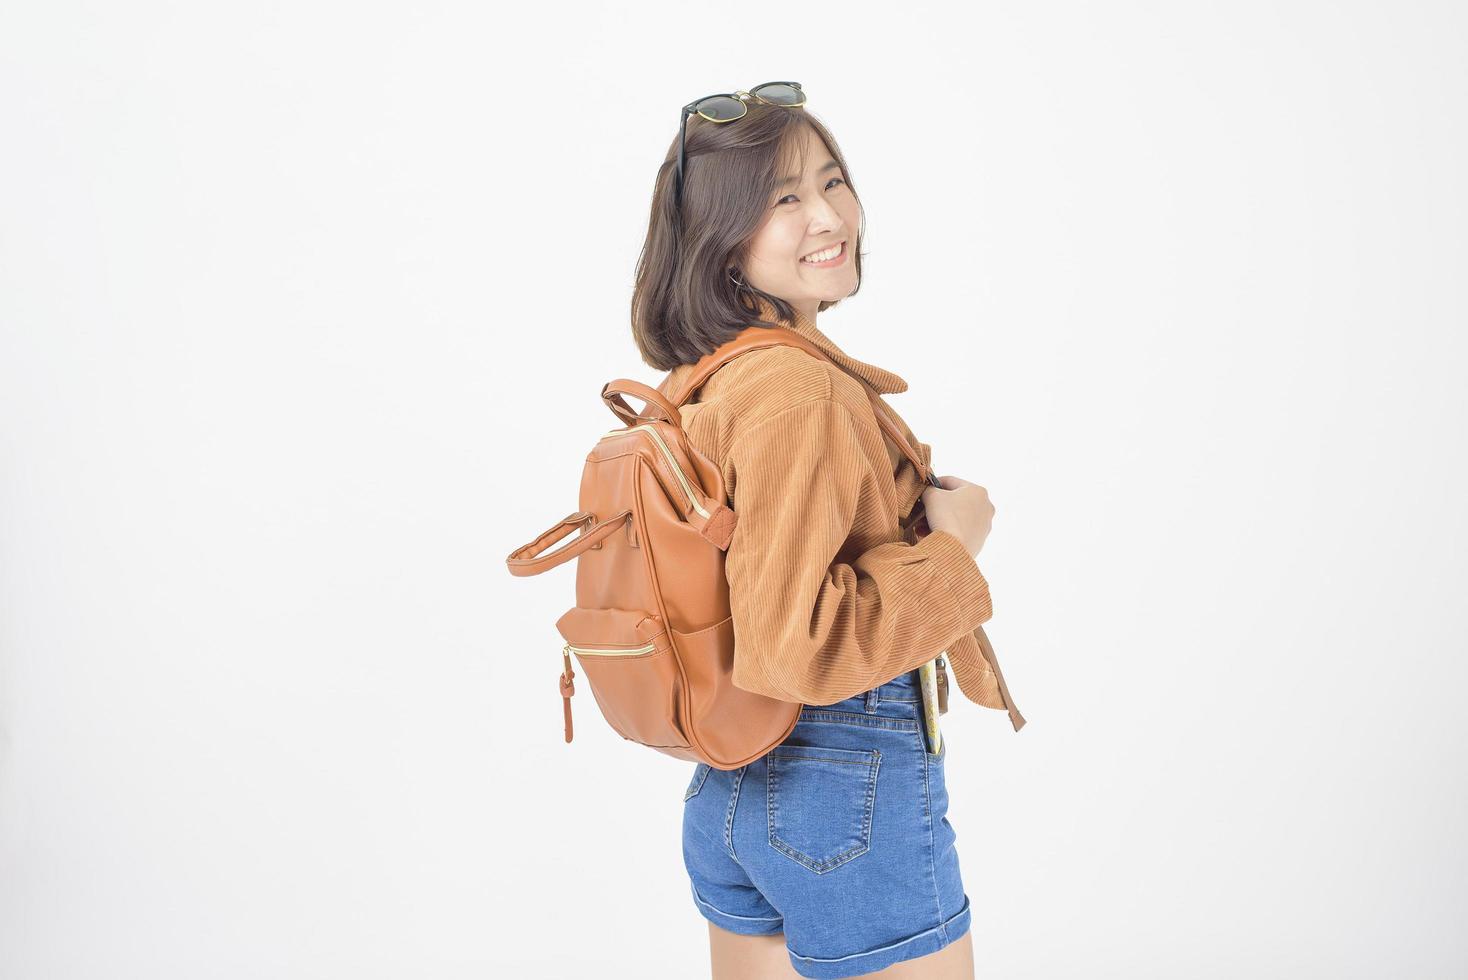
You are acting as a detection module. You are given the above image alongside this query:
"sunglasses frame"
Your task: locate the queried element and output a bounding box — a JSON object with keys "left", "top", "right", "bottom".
{"left": 674, "top": 81, "right": 806, "bottom": 211}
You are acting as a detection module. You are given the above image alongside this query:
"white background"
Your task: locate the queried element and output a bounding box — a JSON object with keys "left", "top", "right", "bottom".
{"left": 2, "top": 2, "right": 1465, "bottom": 978}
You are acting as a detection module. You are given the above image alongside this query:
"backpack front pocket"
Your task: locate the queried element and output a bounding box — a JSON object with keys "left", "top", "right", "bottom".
{"left": 766, "top": 745, "right": 881, "bottom": 874}
{"left": 555, "top": 606, "right": 691, "bottom": 749}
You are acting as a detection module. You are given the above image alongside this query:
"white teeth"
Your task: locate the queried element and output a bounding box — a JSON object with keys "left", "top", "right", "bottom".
{"left": 801, "top": 243, "right": 843, "bottom": 263}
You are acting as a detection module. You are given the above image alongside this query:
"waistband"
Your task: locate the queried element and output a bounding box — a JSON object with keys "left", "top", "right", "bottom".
{"left": 872, "top": 667, "right": 923, "bottom": 702}
{"left": 798, "top": 664, "right": 940, "bottom": 754}
{"left": 806, "top": 667, "right": 923, "bottom": 707}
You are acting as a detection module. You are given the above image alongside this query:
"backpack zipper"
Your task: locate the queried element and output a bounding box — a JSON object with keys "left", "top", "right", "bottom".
{"left": 602, "top": 423, "right": 711, "bottom": 520}
{"left": 562, "top": 640, "right": 658, "bottom": 658}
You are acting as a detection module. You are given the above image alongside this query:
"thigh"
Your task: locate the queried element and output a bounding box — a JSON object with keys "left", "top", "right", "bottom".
{"left": 868, "top": 929, "right": 974, "bottom": 979}
{"left": 708, "top": 922, "right": 804, "bottom": 980}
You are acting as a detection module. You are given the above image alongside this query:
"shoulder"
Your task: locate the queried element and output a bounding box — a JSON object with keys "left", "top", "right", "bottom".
{"left": 715, "top": 345, "right": 874, "bottom": 432}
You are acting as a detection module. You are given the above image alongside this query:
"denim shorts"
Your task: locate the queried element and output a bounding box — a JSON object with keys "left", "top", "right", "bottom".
{"left": 680, "top": 667, "right": 970, "bottom": 979}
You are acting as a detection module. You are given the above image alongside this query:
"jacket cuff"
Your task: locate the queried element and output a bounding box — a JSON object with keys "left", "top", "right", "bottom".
{"left": 919, "top": 529, "right": 994, "bottom": 630}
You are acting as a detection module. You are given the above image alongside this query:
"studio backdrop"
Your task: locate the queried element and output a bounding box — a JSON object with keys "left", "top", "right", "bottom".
{"left": 2, "top": 2, "right": 1465, "bottom": 978}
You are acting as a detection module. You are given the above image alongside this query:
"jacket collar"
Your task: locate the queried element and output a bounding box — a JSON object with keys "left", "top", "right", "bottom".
{"left": 754, "top": 297, "right": 910, "bottom": 395}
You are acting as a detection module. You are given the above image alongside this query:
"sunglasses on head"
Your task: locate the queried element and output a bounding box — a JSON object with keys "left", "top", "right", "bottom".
{"left": 674, "top": 81, "right": 807, "bottom": 210}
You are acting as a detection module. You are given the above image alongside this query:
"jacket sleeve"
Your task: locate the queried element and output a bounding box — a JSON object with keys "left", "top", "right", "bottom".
{"left": 723, "top": 396, "right": 994, "bottom": 705}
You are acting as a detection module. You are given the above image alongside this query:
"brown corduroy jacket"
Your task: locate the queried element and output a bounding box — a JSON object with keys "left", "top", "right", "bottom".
{"left": 656, "top": 298, "right": 1025, "bottom": 731}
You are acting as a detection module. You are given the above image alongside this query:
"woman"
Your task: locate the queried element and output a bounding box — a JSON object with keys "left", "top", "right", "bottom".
{"left": 634, "top": 84, "right": 1024, "bottom": 979}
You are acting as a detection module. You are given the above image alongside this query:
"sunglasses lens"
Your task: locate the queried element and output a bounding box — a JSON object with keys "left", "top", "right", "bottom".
{"left": 752, "top": 83, "right": 804, "bottom": 106}
{"left": 695, "top": 96, "right": 747, "bottom": 122}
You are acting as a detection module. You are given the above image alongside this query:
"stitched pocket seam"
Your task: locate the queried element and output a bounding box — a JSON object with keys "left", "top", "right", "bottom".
{"left": 766, "top": 748, "right": 881, "bottom": 874}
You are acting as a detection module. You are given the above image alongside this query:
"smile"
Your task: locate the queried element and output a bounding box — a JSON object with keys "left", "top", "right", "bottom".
{"left": 799, "top": 241, "right": 847, "bottom": 267}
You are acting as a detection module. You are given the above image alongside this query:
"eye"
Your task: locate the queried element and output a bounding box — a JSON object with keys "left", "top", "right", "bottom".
{"left": 776, "top": 177, "right": 846, "bottom": 207}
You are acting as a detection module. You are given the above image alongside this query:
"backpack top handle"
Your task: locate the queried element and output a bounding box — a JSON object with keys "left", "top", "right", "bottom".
{"left": 601, "top": 379, "right": 682, "bottom": 427}
{"left": 598, "top": 326, "right": 817, "bottom": 429}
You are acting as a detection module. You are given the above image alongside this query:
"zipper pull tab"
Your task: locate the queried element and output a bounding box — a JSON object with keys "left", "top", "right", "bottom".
{"left": 559, "top": 644, "right": 576, "bottom": 742}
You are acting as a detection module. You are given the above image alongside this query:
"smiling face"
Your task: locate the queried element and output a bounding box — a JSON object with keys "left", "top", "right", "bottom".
{"left": 739, "top": 124, "right": 859, "bottom": 323}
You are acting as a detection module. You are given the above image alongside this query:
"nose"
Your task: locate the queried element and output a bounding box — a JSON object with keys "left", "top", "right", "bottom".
{"left": 808, "top": 204, "right": 845, "bottom": 236}
{"left": 791, "top": 185, "right": 848, "bottom": 241}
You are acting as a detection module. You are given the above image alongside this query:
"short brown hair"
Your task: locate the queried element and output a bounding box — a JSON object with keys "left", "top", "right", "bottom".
{"left": 630, "top": 105, "right": 866, "bottom": 370}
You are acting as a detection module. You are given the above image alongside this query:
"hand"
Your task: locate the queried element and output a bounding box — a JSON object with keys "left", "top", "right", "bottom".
{"left": 920, "top": 475, "right": 995, "bottom": 559}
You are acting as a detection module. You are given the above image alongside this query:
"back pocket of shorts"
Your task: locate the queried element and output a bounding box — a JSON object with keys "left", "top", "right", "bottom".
{"left": 766, "top": 745, "right": 880, "bottom": 874}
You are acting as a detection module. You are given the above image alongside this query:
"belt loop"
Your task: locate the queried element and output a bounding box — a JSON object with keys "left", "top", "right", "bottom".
{"left": 865, "top": 686, "right": 880, "bottom": 713}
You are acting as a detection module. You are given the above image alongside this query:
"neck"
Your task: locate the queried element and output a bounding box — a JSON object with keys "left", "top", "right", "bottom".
{"left": 751, "top": 294, "right": 820, "bottom": 333}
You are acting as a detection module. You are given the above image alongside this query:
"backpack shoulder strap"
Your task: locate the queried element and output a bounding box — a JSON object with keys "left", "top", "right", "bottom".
{"left": 665, "top": 326, "right": 933, "bottom": 482}
{"left": 661, "top": 325, "right": 818, "bottom": 407}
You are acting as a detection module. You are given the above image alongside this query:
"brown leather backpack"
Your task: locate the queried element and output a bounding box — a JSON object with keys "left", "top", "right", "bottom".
{"left": 505, "top": 324, "right": 942, "bottom": 769}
